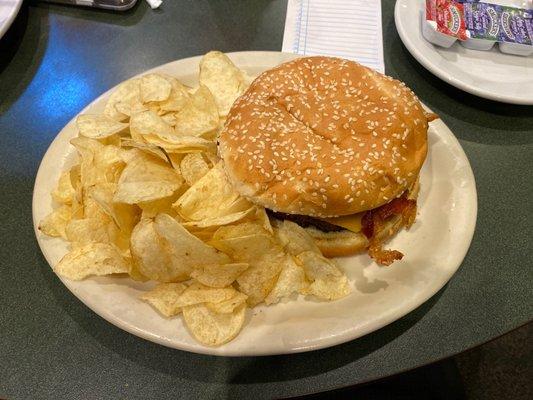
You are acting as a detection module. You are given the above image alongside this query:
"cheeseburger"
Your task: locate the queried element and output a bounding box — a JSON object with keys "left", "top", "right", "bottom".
{"left": 219, "top": 57, "right": 433, "bottom": 265}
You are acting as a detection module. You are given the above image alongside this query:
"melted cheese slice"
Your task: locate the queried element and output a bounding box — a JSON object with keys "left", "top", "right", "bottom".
{"left": 320, "top": 212, "right": 364, "bottom": 233}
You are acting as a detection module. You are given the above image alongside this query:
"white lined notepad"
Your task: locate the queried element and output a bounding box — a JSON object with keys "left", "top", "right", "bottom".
{"left": 282, "top": 0, "right": 385, "bottom": 73}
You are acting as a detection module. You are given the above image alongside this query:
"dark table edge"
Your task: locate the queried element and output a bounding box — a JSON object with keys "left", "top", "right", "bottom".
{"left": 280, "top": 319, "right": 532, "bottom": 398}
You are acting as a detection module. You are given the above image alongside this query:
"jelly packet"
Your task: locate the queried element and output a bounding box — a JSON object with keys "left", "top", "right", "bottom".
{"left": 462, "top": 2, "right": 500, "bottom": 49}
{"left": 498, "top": 5, "right": 533, "bottom": 55}
{"left": 427, "top": 0, "right": 469, "bottom": 40}
{"left": 464, "top": 2, "right": 500, "bottom": 40}
{"left": 499, "top": 6, "right": 533, "bottom": 44}
{"left": 423, "top": 0, "right": 468, "bottom": 48}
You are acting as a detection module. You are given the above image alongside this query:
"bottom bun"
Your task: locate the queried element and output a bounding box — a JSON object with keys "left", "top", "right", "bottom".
{"left": 305, "top": 214, "right": 404, "bottom": 258}
{"left": 305, "top": 181, "right": 420, "bottom": 258}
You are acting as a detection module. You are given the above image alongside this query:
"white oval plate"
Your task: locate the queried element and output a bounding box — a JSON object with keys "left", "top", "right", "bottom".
{"left": 0, "top": 0, "right": 22, "bottom": 40}
{"left": 395, "top": 0, "right": 533, "bottom": 105}
{"left": 33, "top": 51, "right": 477, "bottom": 356}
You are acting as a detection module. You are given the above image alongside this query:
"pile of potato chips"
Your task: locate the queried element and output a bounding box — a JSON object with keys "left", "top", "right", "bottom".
{"left": 39, "top": 51, "right": 351, "bottom": 347}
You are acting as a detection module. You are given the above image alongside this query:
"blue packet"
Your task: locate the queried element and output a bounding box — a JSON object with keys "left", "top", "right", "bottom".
{"left": 464, "top": 2, "right": 500, "bottom": 40}
{"left": 463, "top": 2, "right": 533, "bottom": 45}
{"left": 498, "top": 6, "right": 533, "bottom": 45}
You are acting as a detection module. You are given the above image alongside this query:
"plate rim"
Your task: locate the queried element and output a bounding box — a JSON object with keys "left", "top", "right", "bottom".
{"left": 32, "top": 51, "right": 478, "bottom": 356}
{"left": 394, "top": 0, "right": 533, "bottom": 105}
{"left": 0, "top": 0, "right": 23, "bottom": 40}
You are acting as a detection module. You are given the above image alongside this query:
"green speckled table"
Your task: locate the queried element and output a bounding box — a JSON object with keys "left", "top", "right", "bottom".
{"left": 0, "top": 1, "right": 532, "bottom": 399}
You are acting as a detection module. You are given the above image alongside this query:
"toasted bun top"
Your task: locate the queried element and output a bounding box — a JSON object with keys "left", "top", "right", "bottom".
{"left": 218, "top": 56, "right": 429, "bottom": 217}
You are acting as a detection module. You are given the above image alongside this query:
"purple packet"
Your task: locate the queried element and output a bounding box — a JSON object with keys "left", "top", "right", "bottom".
{"left": 464, "top": 2, "right": 500, "bottom": 40}
{"left": 499, "top": 6, "right": 533, "bottom": 45}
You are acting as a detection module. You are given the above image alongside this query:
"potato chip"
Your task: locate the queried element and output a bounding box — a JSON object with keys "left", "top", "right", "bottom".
{"left": 144, "top": 135, "right": 216, "bottom": 154}
{"left": 88, "top": 183, "right": 139, "bottom": 233}
{"left": 274, "top": 220, "right": 321, "bottom": 256}
{"left": 296, "top": 251, "right": 350, "bottom": 301}
{"left": 159, "top": 75, "right": 191, "bottom": 113}
{"left": 120, "top": 138, "right": 169, "bottom": 163}
{"left": 158, "top": 144, "right": 211, "bottom": 155}
{"left": 100, "top": 134, "right": 123, "bottom": 148}
{"left": 76, "top": 114, "right": 128, "bottom": 139}
{"left": 51, "top": 171, "right": 76, "bottom": 205}
{"left": 140, "top": 282, "right": 187, "bottom": 317}
{"left": 104, "top": 78, "right": 141, "bottom": 121}
{"left": 70, "top": 195, "right": 84, "bottom": 221}
{"left": 138, "top": 194, "right": 179, "bottom": 219}
{"left": 130, "top": 218, "right": 182, "bottom": 282}
{"left": 97, "top": 145, "right": 127, "bottom": 184}
{"left": 212, "top": 221, "right": 267, "bottom": 241}
{"left": 206, "top": 291, "right": 248, "bottom": 314}
{"left": 199, "top": 51, "right": 248, "bottom": 116}
{"left": 65, "top": 216, "right": 117, "bottom": 245}
{"left": 254, "top": 207, "right": 274, "bottom": 234}
{"left": 190, "top": 263, "right": 249, "bottom": 288}
{"left": 201, "top": 125, "right": 222, "bottom": 142}
{"left": 211, "top": 233, "right": 284, "bottom": 306}
{"left": 140, "top": 73, "right": 172, "bottom": 103}
{"left": 182, "top": 207, "right": 255, "bottom": 229}
{"left": 119, "top": 147, "right": 143, "bottom": 164}
{"left": 183, "top": 302, "right": 246, "bottom": 346}
{"left": 128, "top": 258, "right": 149, "bottom": 282}
{"left": 174, "top": 282, "right": 237, "bottom": 308}
{"left": 173, "top": 163, "right": 251, "bottom": 221}
{"left": 129, "top": 110, "right": 177, "bottom": 143}
{"left": 39, "top": 205, "right": 72, "bottom": 239}
{"left": 82, "top": 191, "right": 109, "bottom": 220}
{"left": 204, "top": 152, "right": 220, "bottom": 167}
{"left": 147, "top": 103, "right": 161, "bottom": 114}
{"left": 237, "top": 265, "right": 282, "bottom": 306}
{"left": 153, "top": 213, "right": 230, "bottom": 269}
{"left": 166, "top": 153, "right": 183, "bottom": 170}
{"left": 179, "top": 153, "right": 210, "bottom": 187}
{"left": 186, "top": 226, "right": 218, "bottom": 242}
{"left": 55, "top": 243, "right": 129, "bottom": 280}
{"left": 173, "top": 85, "right": 219, "bottom": 137}
{"left": 188, "top": 231, "right": 213, "bottom": 242}
{"left": 161, "top": 113, "right": 177, "bottom": 126}
{"left": 70, "top": 137, "right": 101, "bottom": 185}
{"left": 70, "top": 138, "right": 125, "bottom": 187}
{"left": 69, "top": 164, "right": 82, "bottom": 194}
{"left": 73, "top": 211, "right": 128, "bottom": 256}
{"left": 264, "top": 256, "right": 307, "bottom": 305}
{"left": 114, "top": 153, "right": 183, "bottom": 204}
{"left": 113, "top": 229, "right": 133, "bottom": 255}
{"left": 115, "top": 100, "right": 147, "bottom": 118}
{"left": 68, "top": 165, "right": 84, "bottom": 221}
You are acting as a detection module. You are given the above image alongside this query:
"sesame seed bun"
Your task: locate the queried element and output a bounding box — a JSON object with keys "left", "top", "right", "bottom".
{"left": 219, "top": 56, "right": 429, "bottom": 218}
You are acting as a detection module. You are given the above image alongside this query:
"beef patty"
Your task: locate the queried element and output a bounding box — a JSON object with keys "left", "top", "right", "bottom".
{"left": 266, "top": 210, "right": 344, "bottom": 232}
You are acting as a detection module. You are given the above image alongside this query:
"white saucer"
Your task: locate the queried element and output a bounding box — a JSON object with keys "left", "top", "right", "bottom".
{"left": 395, "top": 0, "right": 533, "bottom": 105}
{"left": 0, "top": 0, "right": 22, "bottom": 40}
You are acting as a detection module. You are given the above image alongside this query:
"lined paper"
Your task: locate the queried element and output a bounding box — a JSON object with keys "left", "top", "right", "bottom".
{"left": 282, "top": 0, "right": 385, "bottom": 73}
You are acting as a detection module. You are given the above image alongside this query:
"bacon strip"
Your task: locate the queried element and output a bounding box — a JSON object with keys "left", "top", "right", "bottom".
{"left": 368, "top": 245, "right": 404, "bottom": 266}
{"left": 425, "top": 112, "right": 439, "bottom": 123}
{"left": 361, "top": 194, "right": 417, "bottom": 266}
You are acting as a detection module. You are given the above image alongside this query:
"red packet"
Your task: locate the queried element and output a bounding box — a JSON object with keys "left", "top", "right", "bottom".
{"left": 426, "top": 0, "right": 468, "bottom": 41}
